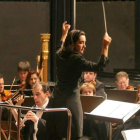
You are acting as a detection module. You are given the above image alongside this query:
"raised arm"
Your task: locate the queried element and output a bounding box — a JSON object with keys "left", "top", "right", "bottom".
{"left": 101, "top": 32, "right": 112, "bottom": 57}
{"left": 60, "top": 21, "right": 71, "bottom": 42}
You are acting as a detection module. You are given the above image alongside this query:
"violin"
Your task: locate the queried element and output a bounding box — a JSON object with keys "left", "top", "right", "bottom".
{"left": 1, "top": 90, "right": 13, "bottom": 101}
{"left": 1, "top": 89, "right": 24, "bottom": 103}
{"left": 126, "top": 85, "right": 134, "bottom": 90}
{"left": 18, "top": 82, "right": 26, "bottom": 89}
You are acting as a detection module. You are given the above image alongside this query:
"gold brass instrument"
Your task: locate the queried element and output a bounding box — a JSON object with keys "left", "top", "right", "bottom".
{"left": 37, "top": 34, "right": 51, "bottom": 83}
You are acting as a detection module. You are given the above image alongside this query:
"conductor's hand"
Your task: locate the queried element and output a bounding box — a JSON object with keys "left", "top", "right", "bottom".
{"left": 25, "top": 111, "right": 39, "bottom": 123}
{"left": 62, "top": 21, "right": 71, "bottom": 36}
{"left": 102, "top": 33, "right": 112, "bottom": 49}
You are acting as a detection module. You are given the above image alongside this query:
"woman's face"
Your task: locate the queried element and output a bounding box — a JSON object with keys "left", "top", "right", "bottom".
{"left": 29, "top": 74, "right": 40, "bottom": 88}
{"left": 74, "top": 35, "right": 86, "bottom": 54}
{"left": 82, "top": 87, "right": 93, "bottom": 96}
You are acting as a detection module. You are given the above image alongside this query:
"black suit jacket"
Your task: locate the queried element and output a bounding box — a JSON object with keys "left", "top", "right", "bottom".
{"left": 21, "top": 105, "right": 48, "bottom": 140}
{"left": 95, "top": 79, "right": 107, "bottom": 98}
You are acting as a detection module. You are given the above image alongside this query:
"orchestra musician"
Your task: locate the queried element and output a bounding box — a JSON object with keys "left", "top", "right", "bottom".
{"left": 45, "top": 21, "right": 112, "bottom": 140}
{"left": 25, "top": 70, "right": 41, "bottom": 89}
{"left": 80, "top": 83, "right": 108, "bottom": 140}
{"left": 80, "top": 71, "right": 106, "bottom": 98}
{"left": 7, "top": 82, "right": 51, "bottom": 140}
{"left": 0, "top": 74, "right": 24, "bottom": 122}
{"left": 115, "top": 71, "right": 134, "bottom": 90}
{"left": 80, "top": 83, "right": 96, "bottom": 96}
{"left": 0, "top": 74, "right": 15, "bottom": 101}
{"left": 16, "top": 61, "right": 31, "bottom": 89}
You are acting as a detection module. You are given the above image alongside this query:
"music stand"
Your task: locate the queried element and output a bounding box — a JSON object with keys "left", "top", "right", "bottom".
{"left": 80, "top": 95, "right": 105, "bottom": 113}
{"left": 85, "top": 100, "right": 140, "bottom": 124}
{"left": 21, "top": 96, "right": 34, "bottom": 114}
{"left": 22, "top": 89, "right": 32, "bottom": 97}
{"left": 105, "top": 89, "right": 137, "bottom": 103}
{"left": 85, "top": 100, "right": 140, "bottom": 140}
{"left": 4, "top": 85, "right": 20, "bottom": 90}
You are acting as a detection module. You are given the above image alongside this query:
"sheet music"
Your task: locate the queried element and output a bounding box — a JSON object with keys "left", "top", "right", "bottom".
{"left": 122, "top": 129, "right": 140, "bottom": 140}
{"left": 90, "top": 100, "right": 140, "bottom": 121}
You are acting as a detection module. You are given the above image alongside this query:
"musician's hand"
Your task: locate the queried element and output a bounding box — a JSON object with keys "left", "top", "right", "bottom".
{"left": 112, "top": 123, "right": 117, "bottom": 127}
{"left": 15, "top": 96, "right": 24, "bottom": 106}
{"left": 6, "top": 99, "right": 13, "bottom": 106}
{"left": 15, "top": 118, "right": 25, "bottom": 128}
{"left": 25, "top": 111, "right": 39, "bottom": 123}
{"left": 102, "top": 33, "right": 112, "bottom": 49}
{"left": 131, "top": 115, "right": 135, "bottom": 119}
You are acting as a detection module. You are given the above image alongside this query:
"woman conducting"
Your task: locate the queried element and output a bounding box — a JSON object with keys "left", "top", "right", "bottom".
{"left": 46, "top": 21, "right": 112, "bottom": 140}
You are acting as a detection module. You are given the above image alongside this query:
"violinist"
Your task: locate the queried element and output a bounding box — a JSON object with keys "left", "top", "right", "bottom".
{"left": 0, "top": 74, "right": 23, "bottom": 122}
{"left": 25, "top": 70, "right": 41, "bottom": 89}
{"left": 0, "top": 74, "right": 5, "bottom": 101}
{"left": 16, "top": 61, "right": 31, "bottom": 89}
{"left": 0, "top": 74, "right": 14, "bottom": 101}
{"left": 115, "top": 71, "right": 134, "bottom": 90}
{"left": 80, "top": 71, "right": 106, "bottom": 98}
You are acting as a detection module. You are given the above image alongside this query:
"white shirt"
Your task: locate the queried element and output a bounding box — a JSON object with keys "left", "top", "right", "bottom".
{"left": 33, "top": 100, "right": 49, "bottom": 140}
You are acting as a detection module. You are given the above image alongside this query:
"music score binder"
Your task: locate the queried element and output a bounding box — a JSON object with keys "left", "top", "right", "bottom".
{"left": 85, "top": 100, "right": 140, "bottom": 124}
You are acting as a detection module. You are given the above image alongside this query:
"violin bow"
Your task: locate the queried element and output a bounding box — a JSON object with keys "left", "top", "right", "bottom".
{"left": 9, "top": 76, "right": 16, "bottom": 91}
{"left": 102, "top": 1, "right": 107, "bottom": 33}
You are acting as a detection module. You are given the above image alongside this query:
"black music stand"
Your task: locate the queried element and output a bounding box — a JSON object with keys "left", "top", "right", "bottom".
{"left": 4, "top": 85, "right": 20, "bottom": 90}
{"left": 80, "top": 95, "right": 105, "bottom": 113}
{"left": 105, "top": 89, "right": 137, "bottom": 103}
{"left": 21, "top": 96, "right": 34, "bottom": 114}
{"left": 22, "top": 89, "right": 32, "bottom": 97}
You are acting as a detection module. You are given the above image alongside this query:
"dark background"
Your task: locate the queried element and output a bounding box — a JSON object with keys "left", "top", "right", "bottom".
{"left": 0, "top": 0, "right": 139, "bottom": 85}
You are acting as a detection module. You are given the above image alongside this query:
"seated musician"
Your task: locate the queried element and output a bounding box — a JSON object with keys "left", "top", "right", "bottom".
{"left": 112, "top": 85, "right": 140, "bottom": 140}
{"left": 80, "top": 83, "right": 96, "bottom": 96}
{"left": 115, "top": 71, "right": 134, "bottom": 90}
{"left": 16, "top": 61, "right": 31, "bottom": 89}
{"left": 25, "top": 70, "right": 40, "bottom": 89}
{"left": 0, "top": 74, "right": 21, "bottom": 122}
{"left": 80, "top": 83, "right": 108, "bottom": 140}
{"left": 8, "top": 82, "right": 51, "bottom": 140}
{"left": 80, "top": 72, "right": 106, "bottom": 98}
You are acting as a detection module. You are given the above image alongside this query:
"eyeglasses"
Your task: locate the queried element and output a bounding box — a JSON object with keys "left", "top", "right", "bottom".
{"left": 117, "top": 81, "right": 127, "bottom": 85}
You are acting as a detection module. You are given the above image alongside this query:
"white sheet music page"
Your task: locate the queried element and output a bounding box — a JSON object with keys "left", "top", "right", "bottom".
{"left": 90, "top": 100, "right": 140, "bottom": 121}
{"left": 121, "top": 129, "right": 140, "bottom": 140}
